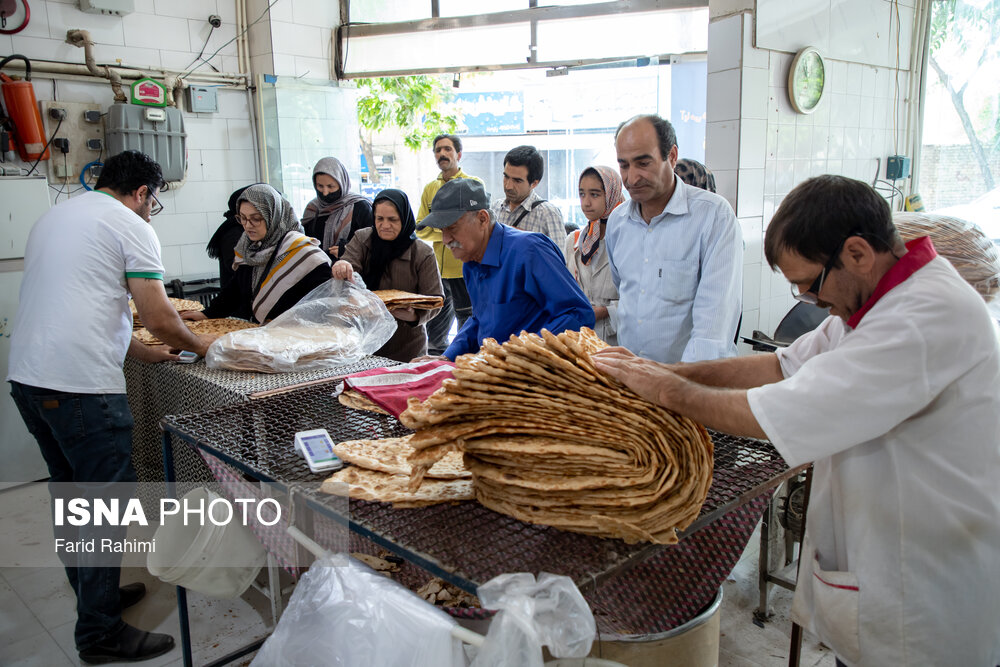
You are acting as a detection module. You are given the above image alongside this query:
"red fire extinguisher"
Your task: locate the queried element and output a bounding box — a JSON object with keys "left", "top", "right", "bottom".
{"left": 0, "top": 54, "right": 50, "bottom": 162}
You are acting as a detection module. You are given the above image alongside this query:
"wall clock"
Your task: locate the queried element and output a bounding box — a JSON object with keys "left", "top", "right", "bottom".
{"left": 788, "top": 47, "right": 826, "bottom": 114}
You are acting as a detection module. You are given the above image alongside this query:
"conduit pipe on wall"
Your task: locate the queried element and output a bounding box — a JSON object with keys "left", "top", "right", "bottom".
{"left": 1, "top": 34, "right": 249, "bottom": 92}
{"left": 65, "top": 29, "right": 127, "bottom": 102}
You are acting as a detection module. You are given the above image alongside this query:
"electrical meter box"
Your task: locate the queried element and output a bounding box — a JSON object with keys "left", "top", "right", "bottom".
{"left": 105, "top": 104, "right": 186, "bottom": 182}
{"left": 187, "top": 86, "right": 219, "bottom": 113}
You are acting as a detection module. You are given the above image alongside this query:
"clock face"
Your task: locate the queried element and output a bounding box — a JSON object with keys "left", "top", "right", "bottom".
{"left": 789, "top": 48, "right": 825, "bottom": 114}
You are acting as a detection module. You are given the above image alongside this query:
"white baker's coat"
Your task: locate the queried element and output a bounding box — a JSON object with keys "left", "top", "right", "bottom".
{"left": 747, "top": 254, "right": 1000, "bottom": 666}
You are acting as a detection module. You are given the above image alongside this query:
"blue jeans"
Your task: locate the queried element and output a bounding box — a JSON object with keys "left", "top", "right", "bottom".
{"left": 426, "top": 277, "right": 472, "bottom": 354}
{"left": 9, "top": 381, "right": 136, "bottom": 651}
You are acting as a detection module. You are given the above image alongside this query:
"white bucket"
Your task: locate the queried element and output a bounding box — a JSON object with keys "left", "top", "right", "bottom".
{"left": 147, "top": 487, "right": 266, "bottom": 598}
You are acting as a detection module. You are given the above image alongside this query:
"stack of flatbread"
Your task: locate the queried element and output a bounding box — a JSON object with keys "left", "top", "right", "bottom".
{"left": 320, "top": 435, "right": 473, "bottom": 508}
{"left": 399, "top": 328, "right": 714, "bottom": 545}
{"left": 133, "top": 317, "right": 258, "bottom": 345}
{"left": 208, "top": 325, "right": 366, "bottom": 373}
{"left": 373, "top": 289, "right": 444, "bottom": 311}
{"left": 130, "top": 297, "right": 204, "bottom": 330}
{"left": 894, "top": 212, "right": 1000, "bottom": 302}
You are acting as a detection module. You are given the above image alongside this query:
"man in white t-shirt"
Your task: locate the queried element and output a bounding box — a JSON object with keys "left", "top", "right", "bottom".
{"left": 593, "top": 175, "right": 1000, "bottom": 666}
{"left": 7, "top": 151, "right": 213, "bottom": 665}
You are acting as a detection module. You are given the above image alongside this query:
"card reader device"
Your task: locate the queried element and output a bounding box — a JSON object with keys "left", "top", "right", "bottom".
{"left": 294, "top": 429, "right": 343, "bottom": 474}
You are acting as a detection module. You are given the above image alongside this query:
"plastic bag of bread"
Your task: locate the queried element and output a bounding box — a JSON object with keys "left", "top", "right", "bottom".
{"left": 206, "top": 278, "right": 397, "bottom": 373}
{"left": 894, "top": 212, "right": 1000, "bottom": 302}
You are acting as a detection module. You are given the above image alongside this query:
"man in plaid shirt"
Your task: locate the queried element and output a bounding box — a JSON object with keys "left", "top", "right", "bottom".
{"left": 490, "top": 145, "right": 565, "bottom": 242}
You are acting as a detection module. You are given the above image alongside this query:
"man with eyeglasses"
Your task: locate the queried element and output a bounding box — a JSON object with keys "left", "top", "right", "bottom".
{"left": 7, "top": 150, "right": 214, "bottom": 664}
{"left": 594, "top": 175, "right": 1000, "bottom": 666}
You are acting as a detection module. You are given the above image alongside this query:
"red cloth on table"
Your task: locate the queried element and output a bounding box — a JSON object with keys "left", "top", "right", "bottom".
{"left": 342, "top": 360, "right": 455, "bottom": 418}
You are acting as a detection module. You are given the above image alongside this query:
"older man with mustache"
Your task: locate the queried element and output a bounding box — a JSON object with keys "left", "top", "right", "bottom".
{"left": 417, "top": 133, "right": 483, "bottom": 355}
{"left": 605, "top": 114, "right": 743, "bottom": 363}
{"left": 417, "top": 178, "right": 594, "bottom": 361}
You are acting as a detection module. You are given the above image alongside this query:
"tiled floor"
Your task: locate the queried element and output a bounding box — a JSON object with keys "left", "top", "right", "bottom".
{"left": 0, "top": 482, "right": 835, "bottom": 666}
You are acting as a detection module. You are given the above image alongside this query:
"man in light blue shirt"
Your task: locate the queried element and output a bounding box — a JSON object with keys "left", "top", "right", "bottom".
{"left": 418, "top": 178, "right": 594, "bottom": 360}
{"left": 606, "top": 114, "right": 743, "bottom": 363}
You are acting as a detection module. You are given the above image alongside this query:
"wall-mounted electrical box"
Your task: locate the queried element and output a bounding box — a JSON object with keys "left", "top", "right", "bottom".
{"left": 105, "top": 104, "right": 186, "bottom": 182}
{"left": 79, "top": 0, "right": 134, "bottom": 16}
{"left": 187, "top": 86, "right": 219, "bottom": 113}
{"left": 886, "top": 155, "right": 911, "bottom": 180}
{"left": 0, "top": 176, "right": 51, "bottom": 260}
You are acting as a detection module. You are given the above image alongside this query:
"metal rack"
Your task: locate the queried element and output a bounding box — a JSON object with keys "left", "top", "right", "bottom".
{"left": 161, "top": 381, "right": 806, "bottom": 665}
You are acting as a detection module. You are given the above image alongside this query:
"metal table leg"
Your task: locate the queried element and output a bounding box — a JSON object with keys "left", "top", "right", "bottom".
{"left": 788, "top": 466, "right": 814, "bottom": 667}
{"left": 162, "top": 430, "right": 194, "bottom": 667}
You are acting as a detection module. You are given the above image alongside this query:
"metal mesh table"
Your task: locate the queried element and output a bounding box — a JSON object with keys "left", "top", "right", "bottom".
{"left": 125, "top": 355, "right": 395, "bottom": 486}
{"left": 162, "top": 381, "right": 803, "bottom": 625}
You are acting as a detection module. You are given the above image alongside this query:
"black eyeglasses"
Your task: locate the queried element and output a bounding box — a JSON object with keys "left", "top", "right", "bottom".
{"left": 149, "top": 192, "right": 163, "bottom": 217}
{"left": 791, "top": 232, "right": 857, "bottom": 305}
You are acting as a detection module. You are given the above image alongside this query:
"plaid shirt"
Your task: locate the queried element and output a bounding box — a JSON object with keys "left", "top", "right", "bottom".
{"left": 491, "top": 190, "right": 565, "bottom": 243}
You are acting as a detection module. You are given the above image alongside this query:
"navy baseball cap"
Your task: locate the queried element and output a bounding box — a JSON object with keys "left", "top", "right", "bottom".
{"left": 417, "top": 178, "right": 490, "bottom": 229}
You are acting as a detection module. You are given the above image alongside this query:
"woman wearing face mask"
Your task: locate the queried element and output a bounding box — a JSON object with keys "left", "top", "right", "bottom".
{"left": 332, "top": 189, "right": 443, "bottom": 362}
{"left": 301, "top": 157, "right": 373, "bottom": 260}
{"left": 185, "top": 184, "right": 331, "bottom": 324}
{"left": 563, "top": 165, "right": 625, "bottom": 345}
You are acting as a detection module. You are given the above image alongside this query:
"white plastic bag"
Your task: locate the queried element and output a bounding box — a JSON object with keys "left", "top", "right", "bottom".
{"left": 206, "top": 278, "right": 396, "bottom": 373}
{"left": 469, "top": 573, "right": 597, "bottom": 667}
{"left": 252, "top": 555, "right": 466, "bottom": 667}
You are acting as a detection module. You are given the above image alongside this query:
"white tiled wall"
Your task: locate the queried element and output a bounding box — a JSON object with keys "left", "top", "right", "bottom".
{"left": 708, "top": 9, "right": 912, "bottom": 350}
{"left": 4, "top": 0, "right": 253, "bottom": 279}
{"left": 5, "top": 0, "right": 349, "bottom": 279}
{"left": 245, "top": 0, "right": 338, "bottom": 78}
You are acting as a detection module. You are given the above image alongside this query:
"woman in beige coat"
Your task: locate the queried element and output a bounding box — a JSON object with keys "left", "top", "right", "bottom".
{"left": 333, "top": 189, "right": 443, "bottom": 362}
{"left": 563, "top": 165, "right": 625, "bottom": 345}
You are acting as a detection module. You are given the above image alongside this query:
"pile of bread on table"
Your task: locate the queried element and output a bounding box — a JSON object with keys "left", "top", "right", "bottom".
{"left": 324, "top": 327, "right": 714, "bottom": 545}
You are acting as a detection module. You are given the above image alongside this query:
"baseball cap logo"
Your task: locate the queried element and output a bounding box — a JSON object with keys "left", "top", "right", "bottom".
{"left": 470, "top": 198, "right": 478, "bottom": 205}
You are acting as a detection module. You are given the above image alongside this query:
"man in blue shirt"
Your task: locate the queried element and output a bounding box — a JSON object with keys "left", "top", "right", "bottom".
{"left": 418, "top": 178, "right": 594, "bottom": 360}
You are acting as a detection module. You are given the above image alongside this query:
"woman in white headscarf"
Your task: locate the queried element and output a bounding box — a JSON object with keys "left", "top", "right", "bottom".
{"left": 185, "top": 184, "right": 331, "bottom": 324}
{"left": 301, "top": 157, "right": 373, "bottom": 260}
{"left": 563, "top": 165, "right": 625, "bottom": 345}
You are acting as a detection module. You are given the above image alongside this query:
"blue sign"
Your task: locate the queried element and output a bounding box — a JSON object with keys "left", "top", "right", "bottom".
{"left": 452, "top": 92, "right": 524, "bottom": 135}
{"left": 670, "top": 61, "right": 708, "bottom": 163}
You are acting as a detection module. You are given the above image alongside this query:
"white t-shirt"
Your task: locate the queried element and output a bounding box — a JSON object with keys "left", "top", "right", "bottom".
{"left": 747, "top": 248, "right": 1000, "bottom": 666}
{"left": 8, "top": 191, "right": 164, "bottom": 394}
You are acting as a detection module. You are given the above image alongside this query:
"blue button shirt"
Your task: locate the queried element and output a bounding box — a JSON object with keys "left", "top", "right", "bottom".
{"left": 445, "top": 223, "right": 596, "bottom": 360}
{"left": 605, "top": 178, "right": 743, "bottom": 363}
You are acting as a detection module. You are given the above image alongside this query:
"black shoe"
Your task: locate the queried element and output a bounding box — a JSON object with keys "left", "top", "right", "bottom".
{"left": 79, "top": 624, "right": 175, "bottom": 664}
{"left": 119, "top": 582, "right": 146, "bottom": 610}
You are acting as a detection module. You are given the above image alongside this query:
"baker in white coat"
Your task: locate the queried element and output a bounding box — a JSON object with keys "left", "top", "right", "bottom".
{"left": 592, "top": 175, "right": 1000, "bottom": 666}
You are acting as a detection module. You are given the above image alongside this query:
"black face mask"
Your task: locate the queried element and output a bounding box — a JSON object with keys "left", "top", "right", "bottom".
{"left": 319, "top": 189, "right": 342, "bottom": 206}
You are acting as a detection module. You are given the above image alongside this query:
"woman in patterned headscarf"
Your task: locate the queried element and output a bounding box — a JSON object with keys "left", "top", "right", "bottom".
{"left": 562, "top": 165, "right": 625, "bottom": 345}
{"left": 300, "top": 156, "right": 373, "bottom": 260}
{"left": 186, "top": 184, "right": 331, "bottom": 324}
{"left": 332, "top": 189, "right": 443, "bottom": 362}
{"left": 674, "top": 158, "right": 717, "bottom": 193}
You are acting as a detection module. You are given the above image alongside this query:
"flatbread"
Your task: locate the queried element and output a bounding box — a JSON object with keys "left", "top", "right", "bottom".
{"left": 338, "top": 390, "right": 390, "bottom": 415}
{"left": 333, "top": 435, "right": 469, "bottom": 479}
{"left": 130, "top": 297, "right": 205, "bottom": 328}
{"left": 373, "top": 289, "right": 444, "bottom": 310}
{"left": 133, "top": 318, "right": 258, "bottom": 346}
{"left": 320, "top": 466, "right": 473, "bottom": 508}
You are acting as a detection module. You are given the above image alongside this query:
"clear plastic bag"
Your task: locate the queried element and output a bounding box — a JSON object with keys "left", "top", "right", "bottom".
{"left": 206, "top": 277, "right": 397, "bottom": 373}
{"left": 894, "top": 212, "right": 1000, "bottom": 302}
{"left": 469, "top": 573, "right": 596, "bottom": 667}
{"left": 252, "top": 555, "right": 466, "bottom": 667}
